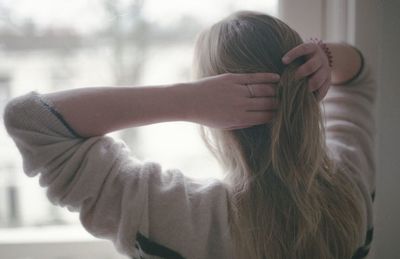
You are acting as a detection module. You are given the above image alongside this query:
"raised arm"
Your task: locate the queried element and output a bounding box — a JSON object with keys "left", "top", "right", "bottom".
{"left": 40, "top": 72, "right": 280, "bottom": 137}
{"left": 281, "top": 41, "right": 364, "bottom": 100}
{"left": 3, "top": 71, "right": 279, "bottom": 258}
{"left": 319, "top": 42, "right": 376, "bottom": 193}
{"left": 326, "top": 42, "right": 364, "bottom": 85}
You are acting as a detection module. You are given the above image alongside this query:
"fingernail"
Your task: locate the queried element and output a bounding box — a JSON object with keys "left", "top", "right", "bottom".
{"left": 282, "top": 56, "right": 289, "bottom": 63}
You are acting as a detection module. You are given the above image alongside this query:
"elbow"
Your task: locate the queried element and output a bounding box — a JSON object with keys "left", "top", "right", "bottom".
{"left": 3, "top": 96, "right": 25, "bottom": 136}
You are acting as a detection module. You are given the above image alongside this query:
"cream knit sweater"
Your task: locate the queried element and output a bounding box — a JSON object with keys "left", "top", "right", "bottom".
{"left": 3, "top": 61, "right": 376, "bottom": 259}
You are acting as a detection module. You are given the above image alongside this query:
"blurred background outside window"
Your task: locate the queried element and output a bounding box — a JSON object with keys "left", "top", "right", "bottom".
{"left": 0, "top": 0, "right": 277, "bottom": 248}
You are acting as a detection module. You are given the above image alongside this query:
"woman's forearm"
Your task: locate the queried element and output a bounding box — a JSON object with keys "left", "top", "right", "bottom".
{"left": 325, "top": 42, "right": 363, "bottom": 85}
{"left": 43, "top": 84, "right": 191, "bottom": 138}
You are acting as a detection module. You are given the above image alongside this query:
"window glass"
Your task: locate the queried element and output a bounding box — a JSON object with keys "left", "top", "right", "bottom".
{"left": 0, "top": 0, "right": 277, "bottom": 231}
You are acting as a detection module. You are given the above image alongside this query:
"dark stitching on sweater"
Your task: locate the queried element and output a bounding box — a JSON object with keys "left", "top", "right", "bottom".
{"left": 352, "top": 227, "right": 374, "bottom": 259}
{"left": 132, "top": 228, "right": 373, "bottom": 259}
{"left": 38, "top": 97, "right": 83, "bottom": 138}
{"left": 133, "top": 232, "right": 185, "bottom": 259}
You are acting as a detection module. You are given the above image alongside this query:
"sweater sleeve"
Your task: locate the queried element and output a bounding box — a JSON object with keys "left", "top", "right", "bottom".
{"left": 3, "top": 91, "right": 233, "bottom": 259}
{"left": 321, "top": 55, "right": 377, "bottom": 253}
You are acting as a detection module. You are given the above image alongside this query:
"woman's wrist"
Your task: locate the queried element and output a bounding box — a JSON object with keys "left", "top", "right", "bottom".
{"left": 325, "top": 42, "right": 363, "bottom": 85}
{"left": 41, "top": 84, "right": 193, "bottom": 137}
{"left": 166, "top": 82, "right": 198, "bottom": 123}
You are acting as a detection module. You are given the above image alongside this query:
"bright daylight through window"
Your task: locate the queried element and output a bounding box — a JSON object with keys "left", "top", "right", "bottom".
{"left": 0, "top": 0, "right": 277, "bottom": 241}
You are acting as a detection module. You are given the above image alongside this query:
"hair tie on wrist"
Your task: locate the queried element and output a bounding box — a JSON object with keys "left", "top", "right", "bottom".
{"left": 308, "top": 37, "right": 333, "bottom": 68}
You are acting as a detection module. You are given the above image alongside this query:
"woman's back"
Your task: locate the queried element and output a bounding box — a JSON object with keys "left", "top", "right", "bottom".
{"left": 3, "top": 10, "right": 376, "bottom": 259}
{"left": 193, "top": 11, "right": 376, "bottom": 259}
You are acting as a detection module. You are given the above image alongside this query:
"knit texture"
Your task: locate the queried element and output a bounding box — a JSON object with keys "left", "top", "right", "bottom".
{"left": 3, "top": 61, "right": 376, "bottom": 259}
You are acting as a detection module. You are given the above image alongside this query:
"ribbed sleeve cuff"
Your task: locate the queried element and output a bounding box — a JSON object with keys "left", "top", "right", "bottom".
{"left": 35, "top": 91, "right": 83, "bottom": 138}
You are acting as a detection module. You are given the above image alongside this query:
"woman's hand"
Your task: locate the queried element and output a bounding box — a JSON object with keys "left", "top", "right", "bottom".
{"left": 186, "top": 72, "right": 280, "bottom": 130}
{"left": 281, "top": 42, "right": 332, "bottom": 101}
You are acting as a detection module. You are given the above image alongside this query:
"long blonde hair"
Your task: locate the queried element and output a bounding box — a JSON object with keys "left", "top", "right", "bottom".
{"left": 193, "top": 11, "right": 365, "bottom": 259}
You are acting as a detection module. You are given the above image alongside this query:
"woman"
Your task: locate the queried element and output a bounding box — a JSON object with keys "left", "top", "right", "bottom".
{"left": 3, "top": 10, "right": 375, "bottom": 259}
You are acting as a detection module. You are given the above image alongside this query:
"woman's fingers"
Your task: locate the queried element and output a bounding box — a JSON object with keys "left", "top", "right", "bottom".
{"left": 294, "top": 55, "right": 323, "bottom": 80}
{"left": 315, "top": 76, "right": 331, "bottom": 101}
{"left": 245, "top": 111, "right": 276, "bottom": 125}
{"left": 246, "top": 97, "right": 279, "bottom": 111}
{"left": 282, "top": 43, "right": 317, "bottom": 64}
{"left": 307, "top": 66, "right": 328, "bottom": 92}
{"left": 224, "top": 124, "right": 254, "bottom": 130}
{"left": 230, "top": 72, "right": 280, "bottom": 84}
{"left": 245, "top": 84, "right": 277, "bottom": 97}
{"left": 223, "top": 110, "right": 277, "bottom": 130}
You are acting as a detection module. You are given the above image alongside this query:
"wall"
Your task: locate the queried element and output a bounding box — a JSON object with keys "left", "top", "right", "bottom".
{"left": 374, "top": 0, "right": 400, "bottom": 258}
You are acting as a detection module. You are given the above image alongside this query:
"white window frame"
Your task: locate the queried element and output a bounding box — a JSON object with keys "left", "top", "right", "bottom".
{"left": 0, "top": 225, "right": 127, "bottom": 259}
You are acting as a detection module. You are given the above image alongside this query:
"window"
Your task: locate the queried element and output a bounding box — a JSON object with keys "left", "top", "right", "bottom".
{"left": 0, "top": 0, "right": 278, "bottom": 258}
